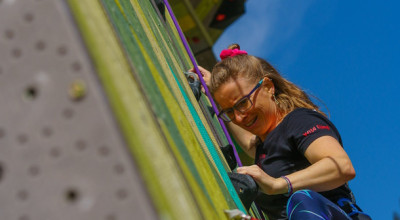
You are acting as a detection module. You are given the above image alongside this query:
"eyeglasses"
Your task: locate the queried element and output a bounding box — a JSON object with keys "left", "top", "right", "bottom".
{"left": 218, "top": 78, "right": 264, "bottom": 122}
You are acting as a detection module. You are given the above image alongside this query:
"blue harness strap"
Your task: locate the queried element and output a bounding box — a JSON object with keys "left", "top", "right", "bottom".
{"left": 337, "top": 198, "right": 371, "bottom": 219}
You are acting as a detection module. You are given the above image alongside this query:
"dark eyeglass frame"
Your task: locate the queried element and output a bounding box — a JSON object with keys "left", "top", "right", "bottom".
{"left": 217, "top": 78, "right": 264, "bottom": 122}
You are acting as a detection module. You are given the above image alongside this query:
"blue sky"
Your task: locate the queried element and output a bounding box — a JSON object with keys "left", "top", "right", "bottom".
{"left": 213, "top": 0, "right": 400, "bottom": 219}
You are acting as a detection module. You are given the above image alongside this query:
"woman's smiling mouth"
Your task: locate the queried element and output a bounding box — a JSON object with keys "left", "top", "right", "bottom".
{"left": 245, "top": 116, "right": 258, "bottom": 127}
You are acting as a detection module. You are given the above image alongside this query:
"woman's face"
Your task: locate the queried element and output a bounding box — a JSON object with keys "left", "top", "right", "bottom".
{"left": 213, "top": 76, "right": 279, "bottom": 140}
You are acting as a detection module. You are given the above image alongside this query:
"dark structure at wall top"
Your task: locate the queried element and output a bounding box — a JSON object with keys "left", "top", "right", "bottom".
{"left": 170, "top": 0, "right": 246, "bottom": 70}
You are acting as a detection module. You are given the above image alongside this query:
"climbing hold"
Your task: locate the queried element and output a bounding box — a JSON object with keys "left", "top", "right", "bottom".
{"left": 224, "top": 209, "right": 253, "bottom": 220}
{"left": 152, "top": 0, "right": 166, "bottom": 21}
{"left": 207, "top": 106, "right": 215, "bottom": 117}
{"left": 68, "top": 80, "right": 86, "bottom": 101}
{"left": 228, "top": 172, "right": 259, "bottom": 210}
{"left": 221, "top": 144, "right": 237, "bottom": 170}
{"left": 184, "top": 71, "right": 201, "bottom": 101}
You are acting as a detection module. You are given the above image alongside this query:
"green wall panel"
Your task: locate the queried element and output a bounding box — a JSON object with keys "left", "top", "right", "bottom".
{"left": 68, "top": 0, "right": 249, "bottom": 218}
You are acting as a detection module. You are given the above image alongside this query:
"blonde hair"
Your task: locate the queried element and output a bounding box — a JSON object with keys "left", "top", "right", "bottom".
{"left": 210, "top": 44, "right": 323, "bottom": 116}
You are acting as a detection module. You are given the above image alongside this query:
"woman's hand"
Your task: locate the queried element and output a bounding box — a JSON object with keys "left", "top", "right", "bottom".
{"left": 188, "top": 66, "right": 211, "bottom": 91}
{"left": 237, "top": 165, "right": 287, "bottom": 195}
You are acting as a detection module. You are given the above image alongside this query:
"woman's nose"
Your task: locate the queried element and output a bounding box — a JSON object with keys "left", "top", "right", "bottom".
{"left": 233, "top": 110, "right": 247, "bottom": 122}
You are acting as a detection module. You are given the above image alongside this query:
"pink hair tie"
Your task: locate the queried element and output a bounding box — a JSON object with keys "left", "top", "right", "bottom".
{"left": 219, "top": 48, "right": 248, "bottom": 60}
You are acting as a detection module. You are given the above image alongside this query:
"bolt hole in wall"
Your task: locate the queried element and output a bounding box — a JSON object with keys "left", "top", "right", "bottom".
{"left": 17, "top": 189, "right": 29, "bottom": 201}
{"left": 116, "top": 188, "right": 128, "bottom": 200}
{"left": 35, "top": 40, "right": 46, "bottom": 51}
{"left": 71, "top": 61, "right": 81, "bottom": 72}
{"left": 65, "top": 188, "right": 80, "bottom": 203}
{"left": 98, "top": 145, "right": 110, "bottom": 157}
{"left": 0, "top": 127, "right": 4, "bottom": 139}
{"left": 75, "top": 139, "right": 87, "bottom": 151}
{"left": 41, "top": 126, "right": 53, "bottom": 138}
{"left": 12, "top": 47, "right": 22, "bottom": 59}
{"left": 0, "top": 162, "right": 3, "bottom": 183}
{"left": 18, "top": 215, "right": 30, "bottom": 220}
{"left": 23, "top": 13, "right": 34, "bottom": 23}
{"left": 57, "top": 45, "right": 68, "bottom": 56}
{"left": 17, "top": 134, "right": 29, "bottom": 145}
{"left": 49, "top": 147, "right": 61, "bottom": 158}
{"left": 25, "top": 86, "right": 38, "bottom": 100}
{"left": 105, "top": 214, "right": 117, "bottom": 220}
{"left": 4, "top": 29, "right": 15, "bottom": 40}
{"left": 113, "top": 164, "right": 125, "bottom": 175}
{"left": 62, "top": 108, "right": 74, "bottom": 119}
{"left": 28, "top": 165, "right": 40, "bottom": 177}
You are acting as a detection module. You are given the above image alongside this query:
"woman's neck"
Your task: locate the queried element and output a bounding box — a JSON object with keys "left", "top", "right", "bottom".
{"left": 259, "top": 109, "right": 286, "bottom": 141}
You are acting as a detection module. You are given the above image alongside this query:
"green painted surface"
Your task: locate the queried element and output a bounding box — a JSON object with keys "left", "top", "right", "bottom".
{"left": 67, "top": 0, "right": 257, "bottom": 218}
{"left": 67, "top": 1, "right": 203, "bottom": 219}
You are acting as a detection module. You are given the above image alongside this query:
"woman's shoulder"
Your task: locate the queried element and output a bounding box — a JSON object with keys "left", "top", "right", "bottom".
{"left": 269, "top": 108, "right": 332, "bottom": 140}
{"left": 282, "top": 108, "right": 335, "bottom": 134}
{"left": 284, "top": 108, "right": 326, "bottom": 122}
{"left": 281, "top": 108, "right": 342, "bottom": 152}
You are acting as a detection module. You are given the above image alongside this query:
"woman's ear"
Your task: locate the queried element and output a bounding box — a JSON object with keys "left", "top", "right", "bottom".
{"left": 263, "top": 77, "right": 275, "bottom": 94}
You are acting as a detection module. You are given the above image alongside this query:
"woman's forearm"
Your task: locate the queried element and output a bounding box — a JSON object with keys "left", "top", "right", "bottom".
{"left": 281, "top": 156, "right": 355, "bottom": 193}
{"left": 273, "top": 136, "right": 356, "bottom": 194}
{"left": 225, "top": 122, "right": 257, "bottom": 158}
{"left": 240, "top": 136, "right": 357, "bottom": 195}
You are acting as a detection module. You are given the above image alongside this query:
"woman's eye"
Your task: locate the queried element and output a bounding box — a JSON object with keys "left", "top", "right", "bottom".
{"left": 236, "top": 99, "right": 249, "bottom": 109}
{"left": 226, "top": 109, "right": 234, "bottom": 116}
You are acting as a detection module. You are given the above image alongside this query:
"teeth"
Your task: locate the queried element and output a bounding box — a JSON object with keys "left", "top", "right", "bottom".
{"left": 246, "top": 117, "right": 257, "bottom": 127}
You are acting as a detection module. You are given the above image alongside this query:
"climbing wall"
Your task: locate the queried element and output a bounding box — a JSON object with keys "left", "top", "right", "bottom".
{"left": 0, "top": 0, "right": 159, "bottom": 219}
{"left": 0, "top": 0, "right": 260, "bottom": 219}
